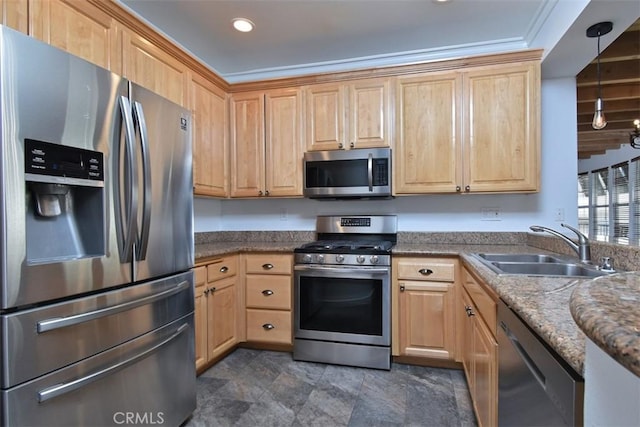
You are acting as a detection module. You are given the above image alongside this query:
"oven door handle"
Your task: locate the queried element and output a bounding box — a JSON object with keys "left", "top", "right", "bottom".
{"left": 294, "top": 265, "right": 389, "bottom": 274}
{"left": 367, "top": 152, "right": 373, "bottom": 192}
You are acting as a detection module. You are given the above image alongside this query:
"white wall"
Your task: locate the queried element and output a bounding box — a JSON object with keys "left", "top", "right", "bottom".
{"left": 194, "top": 77, "right": 579, "bottom": 233}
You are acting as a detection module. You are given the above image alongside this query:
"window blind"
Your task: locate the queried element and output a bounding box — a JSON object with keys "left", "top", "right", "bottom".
{"left": 578, "top": 173, "right": 590, "bottom": 236}
{"left": 632, "top": 157, "right": 640, "bottom": 245}
{"left": 592, "top": 168, "right": 609, "bottom": 242}
{"left": 612, "top": 163, "right": 629, "bottom": 244}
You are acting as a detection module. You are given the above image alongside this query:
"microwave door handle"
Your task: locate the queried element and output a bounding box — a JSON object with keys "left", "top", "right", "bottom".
{"left": 133, "top": 101, "right": 151, "bottom": 261}
{"left": 117, "top": 96, "right": 137, "bottom": 263}
{"left": 368, "top": 153, "right": 373, "bottom": 192}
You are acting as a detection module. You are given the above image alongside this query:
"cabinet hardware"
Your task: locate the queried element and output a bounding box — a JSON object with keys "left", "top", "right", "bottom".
{"left": 220, "top": 266, "right": 228, "bottom": 273}
{"left": 338, "top": 143, "right": 344, "bottom": 149}
{"left": 204, "top": 289, "right": 209, "bottom": 295}
{"left": 400, "top": 285, "right": 405, "bottom": 292}
{"left": 262, "top": 323, "right": 275, "bottom": 330}
{"left": 262, "top": 289, "right": 274, "bottom": 296}
{"left": 418, "top": 268, "right": 433, "bottom": 276}
{"left": 258, "top": 190, "right": 263, "bottom": 196}
{"left": 456, "top": 186, "right": 461, "bottom": 192}
{"left": 262, "top": 263, "right": 274, "bottom": 270}
{"left": 465, "top": 305, "right": 475, "bottom": 317}
{"left": 465, "top": 185, "right": 470, "bottom": 192}
{"left": 350, "top": 142, "right": 355, "bottom": 148}
{"left": 265, "top": 190, "right": 270, "bottom": 196}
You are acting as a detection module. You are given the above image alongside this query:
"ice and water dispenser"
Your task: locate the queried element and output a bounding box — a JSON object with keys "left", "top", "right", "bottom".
{"left": 24, "top": 139, "right": 105, "bottom": 263}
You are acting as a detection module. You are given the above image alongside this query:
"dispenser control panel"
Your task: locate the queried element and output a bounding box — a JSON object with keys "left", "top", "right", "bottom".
{"left": 25, "top": 139, "right": 104, "bottom": 181}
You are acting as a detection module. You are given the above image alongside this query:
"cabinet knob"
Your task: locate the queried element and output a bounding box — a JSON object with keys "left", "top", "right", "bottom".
{"left": 400, "top": 285, "right": 405, "bottom": 292}
{"left": 262, "top": 323, "right": 275, "bottom": 330}
{"left": 204, "top": 289, "right": 210, "bottom": 295}
{"left": 465, "top": 185, "right": 470, "bottom": 192}
{"left": 350, "top": 142, "right": 355, "bottom": 148}
{"left": 456, "top": 186, "right": 461, "bottom": 192}
{"left": 418, "top": 268, "right": 433, "bottom": 276}
{"left": 265, "top": 190, "right": 270, "bottom": 196}
{"left": 262, "top": 263, "right": 274, "bottom": 270}
{"left": 338, "top": 143, "right": 344, "bottom": 149}
{"left": 465, "top": 305, "right": 475, "bottom": 317}
{"left": 262, "top": 289, "right": 274, "bottom": 296}
{"left": 220, "top": 266, "right": 229, "bottom": 273}
{"left": 258, "top": 190, "right": 263, "bottom": 196}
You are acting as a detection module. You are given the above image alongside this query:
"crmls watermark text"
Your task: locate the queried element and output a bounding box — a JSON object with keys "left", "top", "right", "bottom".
{"left": 113, "top": 412, "right": 165, "bottom": 425}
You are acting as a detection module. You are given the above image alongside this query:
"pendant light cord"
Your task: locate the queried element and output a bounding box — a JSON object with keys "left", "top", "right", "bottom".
{"left": 596, "top": 33, "right": 602, "bottom": 100}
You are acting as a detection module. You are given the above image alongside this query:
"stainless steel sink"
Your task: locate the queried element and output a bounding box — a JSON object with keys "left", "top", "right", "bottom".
{"left": 476, "top": 253, "right": 565, "bottom": 263}
{"left": 471, "top": 253, "right": 612, "bottom": 277}
{"left": 490, "top": 261, "right": 607, "bottom": 277}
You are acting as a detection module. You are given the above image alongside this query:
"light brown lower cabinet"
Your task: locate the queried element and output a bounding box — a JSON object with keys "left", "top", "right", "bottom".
{"left": 243, "top": 253, "right": 293, "bottom": 345}
{"left": 461, "top": 266, "right": 498, "bottom": 427}
{"left": 194, "top": 255, "right": 239, "bottom": 372}
{"left": 392, "top": 257, "right": 458, "bottom": 360}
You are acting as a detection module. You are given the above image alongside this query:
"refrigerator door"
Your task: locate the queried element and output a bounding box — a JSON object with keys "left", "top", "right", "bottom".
{"left": 0, "top": 26, "right": 131, "bottom": 309}
{"left": 128, "top": 83, "right": 193, "bottom": 282}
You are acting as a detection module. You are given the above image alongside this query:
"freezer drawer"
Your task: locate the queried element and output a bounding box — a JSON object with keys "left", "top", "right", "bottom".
{"left": 1, "top": 313, "right": 195, "bottom": 427}
{"left": 1, "top": 271, "right": 193, "bottom": 388}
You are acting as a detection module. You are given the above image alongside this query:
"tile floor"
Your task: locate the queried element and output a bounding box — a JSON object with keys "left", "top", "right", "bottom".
{"left": 184, "top": 348, "right": 477, "bottom": 427}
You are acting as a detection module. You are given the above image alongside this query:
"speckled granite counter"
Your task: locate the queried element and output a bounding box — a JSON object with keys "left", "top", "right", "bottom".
{"left": 570, "top": 272, "right": 640, "bottom": 377}
{"left": 194, "top": 232, "right": 638, "bottom": 377}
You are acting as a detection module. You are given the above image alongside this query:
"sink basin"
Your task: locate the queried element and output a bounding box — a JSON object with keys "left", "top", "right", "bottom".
{"left": 476, "top": 253, "right": 565, "bottom": 263}
{"left": 489, "top": 261, "right": 607, "bottom": 278}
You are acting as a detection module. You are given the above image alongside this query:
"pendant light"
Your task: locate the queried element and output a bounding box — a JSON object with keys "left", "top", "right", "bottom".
{"left": 586, "top": 21, "right": 613, "bottom": 130}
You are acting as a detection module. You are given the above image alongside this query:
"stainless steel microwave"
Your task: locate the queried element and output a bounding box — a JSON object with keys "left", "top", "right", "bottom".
{"left": 303, "top": 148, "right": 392, "bottom": 199}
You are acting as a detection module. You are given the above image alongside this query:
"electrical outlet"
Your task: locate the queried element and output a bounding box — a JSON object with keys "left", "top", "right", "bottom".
{"left": 481, "top": 207, "right": 502, "bottom": 221}
{"left": 554, "top": 208, "right": 565, "bottom": 222}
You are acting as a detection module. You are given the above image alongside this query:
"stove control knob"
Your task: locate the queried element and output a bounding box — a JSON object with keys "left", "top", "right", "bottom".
{"left": 370, "top": 255, "right": 379, "bottom": 265}
{"left": 303, "top": 254, "right": 312, "bottom": 263}
{"left": 356, "top": 255, "right": 365, "bottom": 264}
{"left": 317, "top": 254, "right": 325, "bottom": 264}
{"left": 336, "top": 254, "right": 345, "bottom": 263}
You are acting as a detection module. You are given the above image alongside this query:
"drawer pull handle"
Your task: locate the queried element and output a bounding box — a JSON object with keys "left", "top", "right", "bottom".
{"left": 400, "top": 285, "right": 405, "bottom": 292}
{"left": 262, "top": 289, "right": 274, "bottom": 296}
{"left": 262, "top": 323, "right": 275, "bottom": 330}
{"left": 220, "top": 266, "right": 228, "bottom": 273}
{"left": 262, "top": 263, "right": 274, "bottom": 270}
{"left": 465, "top": 305, "right": 475, "bottom": 317}
{"left": 418, "top": 268, "right": 434, "bottom": 276}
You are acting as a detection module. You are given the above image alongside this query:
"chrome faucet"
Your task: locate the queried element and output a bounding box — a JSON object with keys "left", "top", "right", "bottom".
{"left": 529, "top": 223, "right": 592, "bottom": 264}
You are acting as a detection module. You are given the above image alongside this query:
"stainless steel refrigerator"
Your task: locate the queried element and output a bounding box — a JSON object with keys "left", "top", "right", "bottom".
{"left": 0, "top": 26, "right": 195, "bottom": 426}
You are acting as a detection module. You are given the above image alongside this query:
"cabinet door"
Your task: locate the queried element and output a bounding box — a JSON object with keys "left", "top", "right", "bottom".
{"left": 193, "top": 266, "right": 208, "bottom": 371}
{"left": 122, "top": 28, "right": 187, "bottom": 107}
{"left": 473, "top": 311, "right": 498, "bottom": 427}
{"left": 208, "top": 277, "right": 237, "bottom": 360}
{"left": 191, "top": 74, "right": 228, "bottom": 197}
{"left": 1, "top": 0, "right": 27, "bottom": 33}
{"left": 305, "top": 83, "right": 346, "bottom": 151}
{"left": 265, "top": 88, "right": 303, "bottom": 197}
{"left": 463, "top": 62, "right": 540, "bottom": 192}
{"left": 397, "top": 280, "right": 456, "bottom": 360}
{"left": 395, "top": 72, "right": 462, "bottom": 194}
{"left": 230, "top": 92, "right": 265, "bottom": 197}
{"left": 29, "top": 0, "right": 119, "bottom": 72}
{"left": 349, "top": 78, "right": 392, "bottom": 149}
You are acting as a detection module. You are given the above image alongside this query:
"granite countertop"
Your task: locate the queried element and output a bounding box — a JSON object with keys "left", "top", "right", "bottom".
{"left": 570, "top": 272, "right": 640, "bottom": 377}
{"left": 195, "top": 238, "right": 638, "bottom": 377}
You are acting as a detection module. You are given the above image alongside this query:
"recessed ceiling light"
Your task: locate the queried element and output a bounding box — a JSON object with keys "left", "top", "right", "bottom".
{"left": 232, "top": 18, "right": 254, "bottom": 33}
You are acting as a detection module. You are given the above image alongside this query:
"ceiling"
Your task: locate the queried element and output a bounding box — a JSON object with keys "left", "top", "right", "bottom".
{"left": 118, "top": 0, "right": 640, "bottom": 158}
{"left": 576, "top": 18, "right": 640, "bottom": 159}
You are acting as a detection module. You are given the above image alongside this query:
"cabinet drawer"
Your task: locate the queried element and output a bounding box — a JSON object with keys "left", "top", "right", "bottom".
{"left": 194, "top": 266, "right": 207, "bottom": 287}
{"left": 246, "top": 275, "right": 291, "bottom": 310}
{"left": 245, "top": 254, "right": 292, "bottom": 275}
{"left": 207, "top": 256, "right": 238, "bottom": 282}
{"left": 395, "top": 257, "right": 456, "bottom": 282}
{"left": 246, "top": 309, "right": 292, "bottom": 344}
{"left": 463, "top": 269, "right": 497, "bottom": 337}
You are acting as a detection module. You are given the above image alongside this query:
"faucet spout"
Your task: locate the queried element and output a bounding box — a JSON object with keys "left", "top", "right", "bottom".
{"left": 529, "top": 223, "right": 592, "bottom": 264}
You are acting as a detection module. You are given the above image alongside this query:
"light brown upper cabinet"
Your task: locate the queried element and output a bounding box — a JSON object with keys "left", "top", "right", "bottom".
{"left": 29, "top": 0, "right": 120, "bottom": 72}
{"left": 230, "top": 89, "right": 303, "bottom": 198}
{"left": 395, "top": 61, "right": 539, "bottom": 194}
{"left": 1, "top": 0, "right": 27, "bottom": 33}
{"left": 305, "top": 78, "right": 392, "bottom": 151}
{"left": 191, "top": 74, "right": 228, "bottom": 197}
{"left": 121, "top": 27, "right": 188, "bottom": 107}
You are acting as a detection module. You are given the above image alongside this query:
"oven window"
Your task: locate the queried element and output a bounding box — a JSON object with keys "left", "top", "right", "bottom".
{"left": 298, "top": 276, "right": 383, "bottom": 336}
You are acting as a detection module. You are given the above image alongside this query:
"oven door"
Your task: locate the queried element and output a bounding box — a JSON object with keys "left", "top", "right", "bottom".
{"left": 294, "top": 264, "right": 390, "bottom": 346}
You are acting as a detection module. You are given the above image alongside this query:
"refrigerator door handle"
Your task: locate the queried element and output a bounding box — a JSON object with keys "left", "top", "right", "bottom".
{"left": 37, "top": 322, "right": 189, "bottom": 403}
{"left": 36, "top": 280, "right": 190, "bottom": 333}
{"left": 116, "top": 96, "right": 138, "bottom": 263}
{"left": 133, "top": 101, "right": 151, "bottom": 261}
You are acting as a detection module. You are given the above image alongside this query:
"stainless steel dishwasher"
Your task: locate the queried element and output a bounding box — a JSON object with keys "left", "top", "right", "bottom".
{"left": 498, "top": 300, "right": 584, "bottom": 426}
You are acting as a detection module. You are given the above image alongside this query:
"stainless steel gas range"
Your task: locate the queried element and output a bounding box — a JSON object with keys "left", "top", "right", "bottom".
{"left": 293, "top": 215, "right": 397, "bottom": 370}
